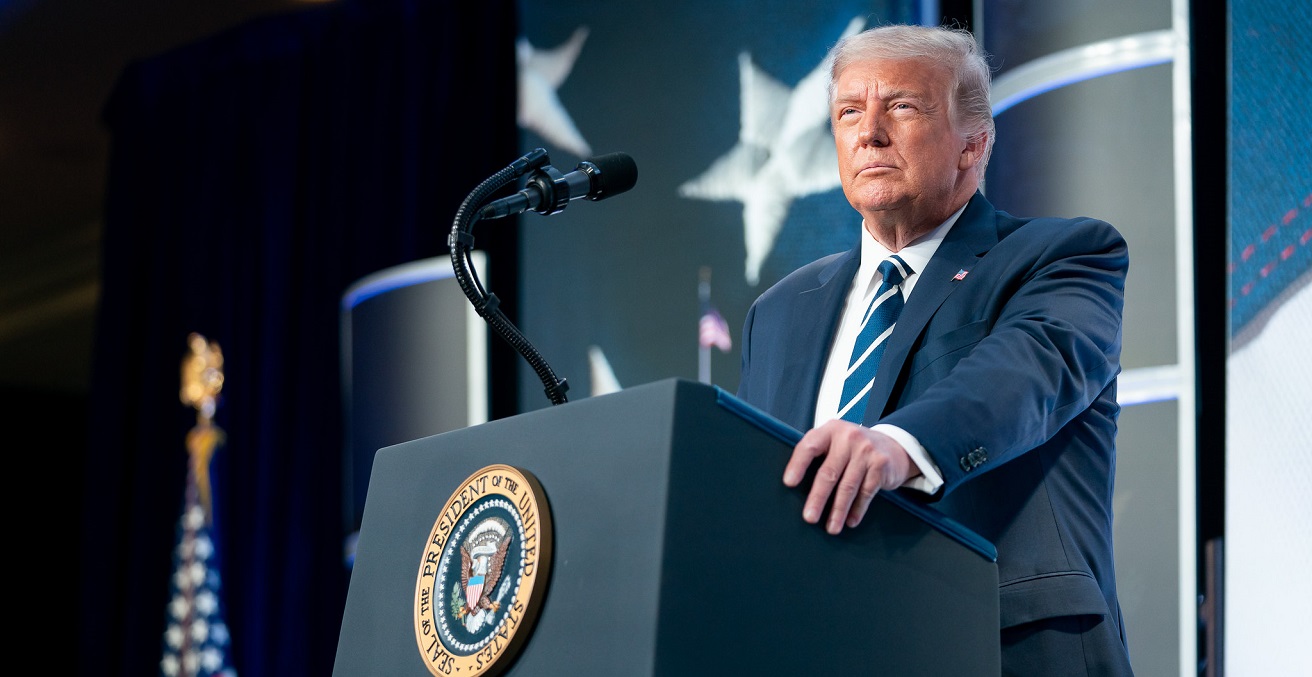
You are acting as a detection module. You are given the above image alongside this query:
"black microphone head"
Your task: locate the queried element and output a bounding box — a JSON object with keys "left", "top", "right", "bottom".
{"left": 580, "top": 152, "right": 638, "bottom": 201}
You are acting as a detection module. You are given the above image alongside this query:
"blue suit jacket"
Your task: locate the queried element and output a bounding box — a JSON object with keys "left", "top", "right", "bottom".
{"left": 737, "top": 192, "right": 1131, "bottom": 668}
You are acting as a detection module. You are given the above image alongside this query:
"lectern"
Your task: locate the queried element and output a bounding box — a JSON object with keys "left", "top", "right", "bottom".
{"left": 333, "top": 378, "right": 1000, "bottom": 676}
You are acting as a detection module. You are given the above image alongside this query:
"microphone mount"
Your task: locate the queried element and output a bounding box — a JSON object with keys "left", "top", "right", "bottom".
{"left": 522, "top": 163, "right": 573, "bottom": 215}
{"left": 448, "top": 148, "right": 571, "bottom": 406}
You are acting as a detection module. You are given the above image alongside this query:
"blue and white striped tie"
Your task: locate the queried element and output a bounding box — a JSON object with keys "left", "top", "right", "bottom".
{"left": 838, "top": 255, "right": 911, "bottom": 423}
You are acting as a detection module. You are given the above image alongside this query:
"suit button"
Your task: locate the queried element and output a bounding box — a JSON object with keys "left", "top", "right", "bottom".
{"left": 961, "top": 447, "right": 988, "bottom": 472}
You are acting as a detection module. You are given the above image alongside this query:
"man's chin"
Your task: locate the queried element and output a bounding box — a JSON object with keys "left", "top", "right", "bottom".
{"left": 849, "top": 193, "right": 907, "bottom": 214}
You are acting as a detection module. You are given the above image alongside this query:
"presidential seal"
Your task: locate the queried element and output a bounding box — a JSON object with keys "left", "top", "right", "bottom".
{"left": 414, "top": 464, "right": 552, "bottom": 677}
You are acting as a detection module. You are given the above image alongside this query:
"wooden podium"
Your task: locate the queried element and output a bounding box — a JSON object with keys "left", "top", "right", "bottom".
{"left": 332, "top": 378, "right": 999, "bottom": 676}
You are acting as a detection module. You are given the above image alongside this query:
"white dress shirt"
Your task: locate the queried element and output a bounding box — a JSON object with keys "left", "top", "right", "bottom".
{"left": 813, "top": 203, "right": 968, "bottom": 494}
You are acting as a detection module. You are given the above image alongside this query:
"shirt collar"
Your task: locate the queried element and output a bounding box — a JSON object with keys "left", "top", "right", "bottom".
{"left": 856, "top": 203, "right": 968, "bottom": 296}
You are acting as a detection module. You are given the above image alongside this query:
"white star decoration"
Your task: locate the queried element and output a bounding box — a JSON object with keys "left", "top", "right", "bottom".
{"left": 517, "top": 26, "right": 593, "bottom": 157}
{"left": 680, "top": 16, "right": 866, "bottom": 285}
{"left": 165, "top": 623, "right": 186, "bottom": 649}
{"left": 587, "top": 345, "right": 621, "bottom": 396}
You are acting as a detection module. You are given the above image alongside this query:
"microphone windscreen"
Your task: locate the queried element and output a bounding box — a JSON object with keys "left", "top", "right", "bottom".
{"left": 586, "top": 152, "right": 638, "bottom": 200}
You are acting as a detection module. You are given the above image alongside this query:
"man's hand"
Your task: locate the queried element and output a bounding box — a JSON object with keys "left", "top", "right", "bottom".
{"left": 783, "top": 420, "right": 921, "bottom": 534}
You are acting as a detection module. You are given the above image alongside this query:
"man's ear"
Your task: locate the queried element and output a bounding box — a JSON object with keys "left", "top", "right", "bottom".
{"left": 959, "top": 131, "right": 988, "bottom": 170}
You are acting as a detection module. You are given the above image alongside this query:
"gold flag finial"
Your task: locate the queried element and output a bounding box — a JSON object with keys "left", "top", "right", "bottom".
{"left": 181, "top": 332, "right": 225, "bottom": 521}
{"left": 181, "top": 332, "right": 224, "bottom": 419}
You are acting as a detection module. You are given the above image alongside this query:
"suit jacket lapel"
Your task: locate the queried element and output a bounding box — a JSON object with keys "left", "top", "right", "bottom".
{"left": 863, "top": 193, "right": 1000, "bottom": 423}
{"left": 775, "top": 248, "right": 859, "bottom": 430}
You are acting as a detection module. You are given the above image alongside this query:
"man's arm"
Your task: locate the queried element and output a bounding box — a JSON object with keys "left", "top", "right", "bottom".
{"left": 882, "top": 218, "right": 1126, "bottom": 493}
{"left": 785, "top": 218, "right": 1127, "bottom": 532}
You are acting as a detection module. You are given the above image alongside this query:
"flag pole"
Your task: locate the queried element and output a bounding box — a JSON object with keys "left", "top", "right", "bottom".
{"left": 698, "top": 267, "right": 712, "bottom": 384}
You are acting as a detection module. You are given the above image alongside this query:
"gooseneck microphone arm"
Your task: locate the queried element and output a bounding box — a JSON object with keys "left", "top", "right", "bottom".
{"left": 449, "top": 148, "right": 571, "bottom": 406}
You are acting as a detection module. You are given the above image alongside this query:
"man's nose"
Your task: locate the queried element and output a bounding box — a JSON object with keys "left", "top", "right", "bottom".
{"left": 859, "top": 112, "right": 889, "bottom": 146}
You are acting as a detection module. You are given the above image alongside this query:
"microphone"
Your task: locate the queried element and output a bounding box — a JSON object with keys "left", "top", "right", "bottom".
{"left": 478, "top": 152, "right": 638, "bottom": 220}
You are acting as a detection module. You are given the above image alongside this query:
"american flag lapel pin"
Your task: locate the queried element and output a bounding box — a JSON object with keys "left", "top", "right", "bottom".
{"left": 953, "top": 269, "right": 969, "bottom": 281}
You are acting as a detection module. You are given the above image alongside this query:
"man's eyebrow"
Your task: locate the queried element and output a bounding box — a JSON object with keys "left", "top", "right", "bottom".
{"left": 881, "top": 88, "right": 922, "bottom": 101}
{"left": 832, "top": 87, "right": 924, "bottom": 105}
{"left": 832, "top": 88, "right": 864, "bottom": 104}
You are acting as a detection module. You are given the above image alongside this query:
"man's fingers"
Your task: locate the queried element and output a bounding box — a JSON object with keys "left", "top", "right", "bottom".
{"left": 802, "top": 446, "right": 848, "bottom": 525}
{"left": 845, "top": 468, "right": 885, "bottom": 528}
{"left": 787, "top": 422, "right": 911, "bottom": 533}
{"left": 784, "top": 427, "right": 831, "bottom": 487}
{"left": 825, "top": 458, "right": 870, "bottom": 534}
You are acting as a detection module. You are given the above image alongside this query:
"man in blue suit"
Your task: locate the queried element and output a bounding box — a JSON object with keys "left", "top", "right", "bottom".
{"left": 736, "top": 24, "right": 1134, "bottom": 676}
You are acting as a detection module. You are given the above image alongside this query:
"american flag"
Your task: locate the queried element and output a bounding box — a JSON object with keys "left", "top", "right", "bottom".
{"left": 699, "top": 306, "right": 733, "bottom": 353}
{"left": 164, "top": 334, "right": 237, "bottom": 677}
{"left": 160, "top": 492, "right": 238, "bottom": 677}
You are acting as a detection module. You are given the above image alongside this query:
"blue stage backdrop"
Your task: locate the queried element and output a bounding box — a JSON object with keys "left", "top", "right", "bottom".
{"left": 511, "top": 1, "right": 921, "bottom": 410}
{"left": 1224, "top": 0, "right": 1312, "bottom": 673}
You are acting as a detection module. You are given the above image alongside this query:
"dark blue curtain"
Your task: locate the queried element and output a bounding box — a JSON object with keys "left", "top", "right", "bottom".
{"left": 77, "top": 1, "right": 518, "bottom": 675}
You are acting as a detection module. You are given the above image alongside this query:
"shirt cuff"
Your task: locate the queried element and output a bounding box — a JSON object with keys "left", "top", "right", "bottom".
{"left": 872, "top": 423, "right": 944, "bottom": 495}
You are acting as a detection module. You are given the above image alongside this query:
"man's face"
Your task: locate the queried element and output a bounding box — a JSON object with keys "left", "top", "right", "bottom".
{"left": 831, "top": 57, "right": 977, "bottom": 222}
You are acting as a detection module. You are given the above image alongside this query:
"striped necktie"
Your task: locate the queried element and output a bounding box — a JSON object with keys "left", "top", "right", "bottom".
{"left": 838, "top": 255, "right": 912, "bottom": 423}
